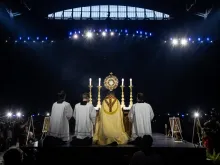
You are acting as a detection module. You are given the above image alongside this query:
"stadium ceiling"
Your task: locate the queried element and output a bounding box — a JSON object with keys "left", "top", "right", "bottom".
{"left": 4, "top": 0, "right": 218, "bottom": 19}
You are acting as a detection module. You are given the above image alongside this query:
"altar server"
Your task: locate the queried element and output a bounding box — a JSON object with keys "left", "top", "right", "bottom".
{"left": 128, "top": 93, "right": 154, "bottom": 141}
{"left": 47, "top": 90, "right": 73, "bottom": 143}
{"left": 94, "top": 91, "right": 128, "bottom": 145}
{"left": 71, "top": 93, "right": 96, "bottom": 146}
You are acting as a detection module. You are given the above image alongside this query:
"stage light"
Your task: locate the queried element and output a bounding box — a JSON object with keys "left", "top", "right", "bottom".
{"left": 198, "top": 38, "right": 201, "bottom": 41}
{"left": 211, "top": 41, "right": 213, "bottom": 43}
{"left": 172, "top": 39, "right": 178, "bottom": 45}
{"left": 46, "top": 112, "right": 50, "bottom": 116}
{"left": 110, "top": 32, "right": 114, "bottom": 36}
{"left": 73, "top": 34, "right": 78, "bottom": 39}
{"left": 164, "top": 41, "right": 167, "bottom": 43}
{"left": 5, "top": 40, "right": 7, "bottom": 43}
{"left": 86, "top": 31, "right": 93, "bottom": 38}
{"left": 7, "top": 112, "right": 12, "bottom": 118}
{"left": 24, "top": 40, "right": 26, "bottom": 43}
{"left": 105, "top": 29, "right": 107, "bottom": 32}
{"left": 16, "top": 112, "right": 21, "bottom": 117}
{"left": 28, "top": 37, "right": 30, "bottom": 40}
{"left": 182, "top": 114, "right": 185, "bottom": 117}
{"left": 69, "top": 32, "right": 72, "bottom": 35}
{"left": 102, "top": 32, "right": 106, "bottom": 37}
{"left": 207, "top": 38, "right": 210, "bottom": 41}
{"left": 188, "top": 38, "right": 191, "bottom": 41}
{"left": 15, "top": 40, "right": 17, "bottom": 43}
{"left": 145, "top": 32, "right": 147, "bottom": 35}
{"left": 136, "top": 31, "right": 139, "bottom": 34}
{"left": 51, "top": 40, "right": 54, "bottom": 43}
{"left": 125, "top": 29, "right": 128, "bottom": 33}
{"left": 168, "top": 113, "right": 170, "bottom": 116}
{"left": 194, "top": 112, "right": 199, "bottom": 118}
{"left": 45, "top": 37, "right": 48, "bottom": 40}
{"left": 93, "top": 30, "right": 96, "bottom": 32}
{"left": 99, "top": 29, "right": 102, "bottom": 32}
{"left": 126, "top": 34, "right": 128, "bottom": 36}
{"left": 181, "top": 38, "right": 187, "bottom": 46}
{"left": 42, "top": 41, "right": 44, "bottom": 43}
{"left": 133, "top": 34, "right": 135, "bottom": 37}
{"left": 37, "top": 37, "right": 39, "bottom": 40}
{"left": 140, "top": 31, "right": 142, "bottom": 34}
{"left": 33, "top": 41, "right": 35, "bottom": 43}
{"left": 149, "top": 33, "right": 152, "bottom": 36}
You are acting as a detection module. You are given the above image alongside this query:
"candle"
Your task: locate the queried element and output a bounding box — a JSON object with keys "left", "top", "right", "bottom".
{"left": 122, "top": 78, "right": 124, "bottom": 86}
{"left": 130, "top": 78, "right": 132, "bottom": 86}
{"left": 89, "top": 78, "right": 92, "bottom": 86}
{"left": 99, "top": 78, "right": 101, "bottom": 86}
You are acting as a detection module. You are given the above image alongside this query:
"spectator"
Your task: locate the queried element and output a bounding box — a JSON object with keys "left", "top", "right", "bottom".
{"left": 3, "top": 147, "right": 23, "bottom": 165}
{"left": 130, "top": 135, "right": 161, "bottom": 165}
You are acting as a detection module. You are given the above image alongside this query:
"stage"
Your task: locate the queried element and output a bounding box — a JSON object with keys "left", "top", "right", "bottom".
{"left": 22, "top": 133, "right": 206, "bottom": 165}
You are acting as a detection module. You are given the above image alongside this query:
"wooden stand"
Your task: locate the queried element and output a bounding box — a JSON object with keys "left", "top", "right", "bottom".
{"left": 169, "top": 117, "right": 183, "bottom": 142}
{"left": 41, "top": 117, "right": 50, "bottom": 140}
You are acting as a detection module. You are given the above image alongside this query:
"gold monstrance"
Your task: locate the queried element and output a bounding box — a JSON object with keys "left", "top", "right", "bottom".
{"left": 104, "top": 72, "right": 119, "bottom": 91}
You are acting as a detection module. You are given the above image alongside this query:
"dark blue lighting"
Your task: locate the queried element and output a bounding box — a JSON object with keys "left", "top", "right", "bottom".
{"left": 78, "top": 31, "right": 81, "bottom": 34}
{"left": 207, "top": 38, "right": 210, "bottom": 41}
{"left": 125, "top": 29, "right": 128, "bottom": 33}
{"left": 149, "top": 33, "right": 152, "bottom": 36}
{"left": 136, "top": 31, "right": 139, "bottom": 34}
{"left": 145, "top": 32, "right": 147, "bottom": 35}
{"left": 37, "top": 37, "right": 39, "bottom": 40}
{"left": 140, "top": 31, "right": 142, "bottom": 34}
{"left": 28, "top": 37, "right": 30, "bottom": 40}
{"left": 69, "top": 32, "right": 72, "bottom": 35}
{"left": 181, "top": 114, "right": 184, "bottom": 117}
{"left": 19, "top": 37, "right": 22, "bottom": 40}
{"left": 45, "top": 37, "right": 48, "bottom": 40}
{"left": 198, "top": 38, "right": 201, "bottom": 41}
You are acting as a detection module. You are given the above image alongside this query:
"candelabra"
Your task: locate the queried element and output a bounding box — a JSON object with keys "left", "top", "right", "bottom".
{"left": 89, "top": 85, "right": 93, "bottom": 104}
{"left": 129, "top": 85, "right": 133, "bottom": 108}
{"left": 97, "top": 86, "right": 102, "bottom": 109}
{"left": 120, "top": 85, "right": 125, "bottom": 108}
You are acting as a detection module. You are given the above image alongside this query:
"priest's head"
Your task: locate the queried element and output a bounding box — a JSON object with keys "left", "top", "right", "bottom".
{"left": 82, "top": 92, "right": 90, "bottom": 102}
{"left": 137, "top": 93, "right": 144, "bottom": 102}
{"left": 57, "top": 90, "right": 66, "bottom": 102}
{"left": 107, "top": 91, "right": 115, "bottom": 97}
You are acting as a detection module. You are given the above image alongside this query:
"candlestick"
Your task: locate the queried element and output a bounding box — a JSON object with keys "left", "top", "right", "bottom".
{"left": 89, "top": 78, "right": 92, "bottom": 86}
{"left": 98, "top": 78, "right": 101, "bottom": 86}
{"left": 120, "top": 84, "right": 125, "bottom": 108}
{"left": 97, "top": 86, "right": 102, "bottom": 109}
{"left": 130, "top": 78, "right": 132, "bottom": 86}
{"left": 129, "top": 82, "right": 133, "bottom": 108}
{"left": 122, "top": 78, "right": 124, "bottom": 86}
{"left": 88, "top": 78, "right": 93, "bottom": 104}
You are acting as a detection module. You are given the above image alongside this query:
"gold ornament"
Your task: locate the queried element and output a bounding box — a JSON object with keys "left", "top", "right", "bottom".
{"left": 104, "top": 72, "right": 119, "bottom": 91}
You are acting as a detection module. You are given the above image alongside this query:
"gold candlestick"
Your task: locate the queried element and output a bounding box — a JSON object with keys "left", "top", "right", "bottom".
{"left": 129, "top": 85, "right": 133, "bottom": 108}
{"left": 120, "top": 85, "right": 125, "bottom": 108}
{"left": 97, "top": 86, "right": 102, "bottom": 108}
{"left": 88, "top": 85, "right": 93, "bottom": 104}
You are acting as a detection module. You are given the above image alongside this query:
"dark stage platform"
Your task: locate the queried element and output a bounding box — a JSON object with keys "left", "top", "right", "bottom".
{"left": 22, "top": 133, "right": 206, "bottom": 165}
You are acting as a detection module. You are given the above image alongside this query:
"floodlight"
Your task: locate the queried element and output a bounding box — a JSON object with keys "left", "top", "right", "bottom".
{"left": 102, "top": 32, "right": 106, "bottom": 37}
{"left": 73, "top": 34, "right": 78, "bottom": 39}
{"left": 181, "top": 39, "right": 187, "bottom": 46}
{"left": 194, "top": 112, "right": 199, "bottom": 118}
{"left": 16, "top": 112, "right": 21, "bottom": 117}
{"left": 7, "top": 112, "right": 12, "bottom": 118}
{"left": 86, "top": 31, "right": 93, "bottom": 38}
{"left": 172, "top": 39, "right": 178, "bottom": 45}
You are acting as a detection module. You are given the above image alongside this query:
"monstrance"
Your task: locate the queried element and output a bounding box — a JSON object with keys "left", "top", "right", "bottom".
{"left": 104, "top": 72, "right": 119, "bottom": 91}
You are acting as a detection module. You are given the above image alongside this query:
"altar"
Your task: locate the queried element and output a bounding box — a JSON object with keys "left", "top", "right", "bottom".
{"left": 88, "top": 73, "right": 133, "bottom": 136}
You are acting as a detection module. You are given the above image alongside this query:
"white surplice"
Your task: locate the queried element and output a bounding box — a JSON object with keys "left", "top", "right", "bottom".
{"left": 73, "top": 102, "right": 96, "bottom": 139}
{"left": 128, "top": 103, "right": 154, "bottom": 140}
{"left": 48, "top": 101, "right": 73, "bottom": 141}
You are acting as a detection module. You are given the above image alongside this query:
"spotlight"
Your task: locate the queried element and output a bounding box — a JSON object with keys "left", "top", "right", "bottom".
{"left": 16, "top": 112, "right": 21, "bottom": 117}
{"left": 172, "top": 39, "right": 178, "bottom": 45}
{"left": 46, "top": 112, "right": 50, "bottom": 116}
{"left": 15, "top": 40, "right": 17, "bottom": 43}
{"left": 86, "top": 31, "right": 93, "bottom": 38}
{"left": 136, "top": 31, "right": 139, "bottom": 34}
{"left": 102, "top": 32, "right": 106, "bottom": 37}
{"left": 24, "top": 40, "right": 26, "bottom": 43}
{"left": 194, "top": 112, "right": 199, "bottom": 118}
{"left": 188, "top": 38, "right": 191, "bottom": 41}
{"left": 198, "top": 38, "right": 201, "bottom": 41}
{"left": 149, "top": 33, "right": 152, "bottom": 36}
{"left": 45, "top": 37, "right": 48, "bottom": 40}
{"left": 33, "top": 41, "right": 35, "bottom": 43}
{"left": 181, "top": 38, "right": 187, "bottom": 46}
{"left": 7, "top": 112, "right": 12, "bottom": 118}
{"left": 110, "top": 32, "right": 114, "bottom": 36}
{"left": 5, "top": 40, "right": 7, "bottom": 43}
{"left": 28, "top": 37, "right": 30, "bottom": 40}
{"left": 37, "top": 37, "right": 39, "bottom": 40}
{"left": 207, "top": 38, "right": 210, "bottom": 41}
{"left": 19, "top": 37, "right": 22, "bottom": 40}
{"left": 140, "top": 31, "right": 142, "bottom": 34}
{"left": 42, "top": 41, "right": 44, "bottom": 43}
{"left": 69, "top": 32, "right": 72, "bottom": 35}
{"left": 73, "top": 34, "right": 78, "bottom": 39}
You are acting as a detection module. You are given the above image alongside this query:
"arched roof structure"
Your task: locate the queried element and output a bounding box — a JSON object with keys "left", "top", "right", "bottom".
{"left": 48, "top": 5, "right": 170, "bottom": 20}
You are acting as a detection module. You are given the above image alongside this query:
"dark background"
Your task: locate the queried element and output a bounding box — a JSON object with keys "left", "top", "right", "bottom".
{"left": 0, "top": 0, "right": 220, "bottom": 116}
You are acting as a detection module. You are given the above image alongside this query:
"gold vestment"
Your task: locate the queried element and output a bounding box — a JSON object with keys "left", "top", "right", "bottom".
{"left": 93, "top": 95, "right": 128, "bottom": 145}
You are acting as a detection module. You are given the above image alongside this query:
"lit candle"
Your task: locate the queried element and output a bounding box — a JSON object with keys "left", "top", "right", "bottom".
{"left": 130, "top": 78, "right": 132, "bottom": 86}
{"left": 99, "top": 78, "right": 101, "bottom": 86}
{"left": 122, "top": 78, "right": 124, "bottom": 86}
{"left": 89, "top": 78, "right": 92, "bottom": 86}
